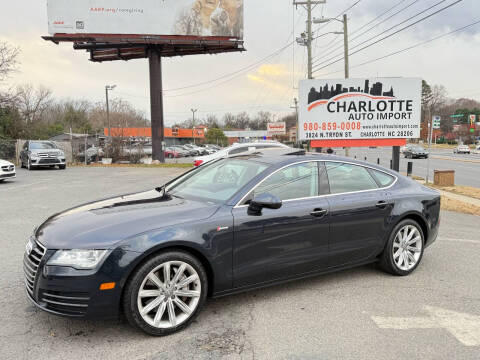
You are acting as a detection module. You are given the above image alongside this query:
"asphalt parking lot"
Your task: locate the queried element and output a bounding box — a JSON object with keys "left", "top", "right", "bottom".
{"left": 1, "top": 167, "right": 479, "bottom": 360}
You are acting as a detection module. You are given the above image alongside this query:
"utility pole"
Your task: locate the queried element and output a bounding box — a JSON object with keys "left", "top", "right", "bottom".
{"left": 343, "top": 14, "right": 349, "bottom": 79}
{"left": 342, "top": 14, "right": 351, "bottom": 157}
{"left": 294, "top": 1, "right": 326, "bottom": 79}
{"left": 105, "top": 85, "right": 116, "bottom": 138}
{"left": 191, "top": 108, "right": 198, "bottom": 145}
{"left": 291, "top": 98, "right": 299, "bottom": 145}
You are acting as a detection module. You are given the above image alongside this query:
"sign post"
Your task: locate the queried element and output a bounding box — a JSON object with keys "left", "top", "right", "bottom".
{"left": 426, "top": 116, "right": 440, "bottom": 184}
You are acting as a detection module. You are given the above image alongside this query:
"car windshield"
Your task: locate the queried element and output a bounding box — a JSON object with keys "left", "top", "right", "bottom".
{"left": 30, "top": 142, "right": 57, "bottom": 150}
{"left": 166, "top": 158, "right": 269, "bottom": 204}
{"left": 412, "top": 146, "right": 425, "bottom": 151}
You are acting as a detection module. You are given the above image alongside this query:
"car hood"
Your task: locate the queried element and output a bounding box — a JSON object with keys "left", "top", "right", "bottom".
{"left": 36, "top": 190, "right": 220, "bottom": 249}
{"left": 0, "top": 159, "right": 14, "bottom": 166}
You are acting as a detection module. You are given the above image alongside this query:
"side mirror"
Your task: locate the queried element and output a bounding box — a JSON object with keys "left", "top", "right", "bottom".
{"left": 248, "top": 193, "right": 282, "bottom": 215}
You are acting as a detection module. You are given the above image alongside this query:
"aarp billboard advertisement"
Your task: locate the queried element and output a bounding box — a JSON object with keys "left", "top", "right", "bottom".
{"left": 298, "top": 78, "right": 422, "bottom": 141}
{"left": 47, "top": 0, "right": 244, "bottom": 38}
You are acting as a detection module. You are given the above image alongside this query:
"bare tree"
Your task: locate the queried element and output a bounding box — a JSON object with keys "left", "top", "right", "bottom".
{"left": 16, "top": 84, "right": 53, "bottom": 124}
{"left": 0, "top": 41, "right": 20, "bottom": 82}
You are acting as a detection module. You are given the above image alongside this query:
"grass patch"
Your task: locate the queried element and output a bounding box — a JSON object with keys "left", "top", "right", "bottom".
{"left": 429, "top": 184, "right": 480, "bottom": 201}
{"left": 440, "top": 195, "right": 480, "bottom": 216}
{"left": 69, "top": 163, "right": 193, "bottom": 169}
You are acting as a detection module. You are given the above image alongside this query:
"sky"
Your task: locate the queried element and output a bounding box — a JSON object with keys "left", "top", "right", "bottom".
{"left": 0, "top": 0, "right": 479, "bottom": 125}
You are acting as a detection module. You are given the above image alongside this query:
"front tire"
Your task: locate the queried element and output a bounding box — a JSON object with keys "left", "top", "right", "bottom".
{"left": 59, "top": 164, "right": 66, "bottom": 170}
{"left": 123, "top": 251, "right": 208, "bottom": 336}
{"left": 379, "top": 219, "right": 424, "bottom": 276}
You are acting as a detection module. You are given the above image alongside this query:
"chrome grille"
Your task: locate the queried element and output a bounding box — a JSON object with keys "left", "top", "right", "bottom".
{"left": 23, "top": 238, "right": 46, "bottom": 296}
{"left": 1, "top": 165, "right": 14, "bottom": 172}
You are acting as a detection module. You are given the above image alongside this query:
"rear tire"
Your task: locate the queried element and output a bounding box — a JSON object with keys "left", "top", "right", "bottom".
{"left": 123, "top": 250, "right": 208, "bottom": 336}
{"left": 379, "top": 219, "right": 425, "bottom": 276}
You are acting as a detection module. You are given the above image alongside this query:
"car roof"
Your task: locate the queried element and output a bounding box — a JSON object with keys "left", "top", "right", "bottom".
{"left": 231, "top": 148, "right": 397, "bottom": 174}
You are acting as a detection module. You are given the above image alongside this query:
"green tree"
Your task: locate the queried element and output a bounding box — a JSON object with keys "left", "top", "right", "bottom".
{"left": 205, "top": 128, "right": 228, "bottom": 146}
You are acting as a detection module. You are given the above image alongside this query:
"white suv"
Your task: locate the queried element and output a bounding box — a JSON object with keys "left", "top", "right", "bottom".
{"left": 193, "top": 142, "right": 290, "bottom": 167}
{"left": 0, "top": 159, "right": 16, "bottom": 182}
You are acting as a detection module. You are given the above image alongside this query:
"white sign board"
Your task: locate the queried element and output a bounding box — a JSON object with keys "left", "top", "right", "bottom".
{"left": 298, "top": 78, "right": 422, "bottom": 141}
{"left": 47, "top": 0, "right": 244, "bottom": 38}
{"left": 433, "top": 116, "right": 441, "bottom": 129}
{"left": 470, "top": 114, "right": 477, "bottom": 124}
{"left": 267, "top": 122, "right": 286, "bottom": 136}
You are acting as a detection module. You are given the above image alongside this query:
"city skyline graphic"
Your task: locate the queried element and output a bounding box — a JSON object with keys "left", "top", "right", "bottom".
{"left": 308, "top": 80, "right": 395, "bottom": 105}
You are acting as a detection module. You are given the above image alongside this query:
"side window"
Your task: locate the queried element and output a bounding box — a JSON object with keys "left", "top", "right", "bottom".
{"left": 370, "top": 169, "right": 395, "bottom": 188}
{"left": 254, "top": 162, "right": 318, "bottom": 201}
{"left": 228, "top": 147, "right": 248, "bottom": 156}
{"left": 326, "top": 163, "right": 378, "bottom": 194}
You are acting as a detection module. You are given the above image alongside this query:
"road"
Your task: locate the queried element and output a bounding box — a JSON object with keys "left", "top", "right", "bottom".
{"left": 0, "top": 167, "right": 479, "bottom": 359}
{"left": 335, "top": 147, "right": 480, "bottom": 187}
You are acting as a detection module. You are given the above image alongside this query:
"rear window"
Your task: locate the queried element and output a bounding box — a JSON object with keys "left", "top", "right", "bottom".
{"left": 326, "top": 163, "right": 378, "bottom": 194}
{"left": 370, "top": 169, "right": 395, "bottom": 187}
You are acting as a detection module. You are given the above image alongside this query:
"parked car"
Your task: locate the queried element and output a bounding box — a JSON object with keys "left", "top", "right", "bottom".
{"left": 170, "top": 146, "right": 191, "bottom": 157}
{"left": 453, "top": 145, "right": 471, "bottom": 154}
{"left": 0, "top": 159, "right": 15, "bottom": 182}
{"left": 184, "top": 144, "right": 207, "bottom": 156}
{"left": 403, "top": 145, "right": 429, "bottom": 159}
{"left": 164, "top": 148, "right": 181, "bottom": 159}
{"left": 77, "top": 146, "right": 103, "bottom": 163}
{"left": 20, "top": 141, "right": 66, "bottom": 170}
{"left": 193, "top": 141, "right": 290, "bottom": 167}
{"left": 24, "top": 148, "right": 441, "bottom": 335}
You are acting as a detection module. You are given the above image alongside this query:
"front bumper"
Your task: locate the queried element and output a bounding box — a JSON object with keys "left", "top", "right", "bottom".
{"left": 24, "top": 242, "right": 139, "bottom": 320}
{"left": 30, "top": 157, "right": 65, "bottom": 166}
{"left": 0, "top": 171, "right": 16, "bottom": 179}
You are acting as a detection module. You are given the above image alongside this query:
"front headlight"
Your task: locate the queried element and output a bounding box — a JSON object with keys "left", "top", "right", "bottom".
{"left": 47, "top": 250, "right": 108, "bottom": 269}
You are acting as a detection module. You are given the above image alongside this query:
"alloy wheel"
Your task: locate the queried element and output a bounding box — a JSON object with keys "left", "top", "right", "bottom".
{"left": 137, "top": 261, "right": 201, "bottom": 329}
{"left": 392, "top": 225, "right": 422, "bottom": 271}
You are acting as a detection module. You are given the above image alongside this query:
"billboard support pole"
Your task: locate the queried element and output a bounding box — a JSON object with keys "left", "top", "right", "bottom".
{"left": 149, "top": 48, "right": 165, "bottom": 163}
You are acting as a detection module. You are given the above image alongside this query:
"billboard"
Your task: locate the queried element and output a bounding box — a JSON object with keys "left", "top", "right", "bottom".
{"left": 47, "top": 0, "right": 244, "bottom": 38}
{"left": 267, "top": 122, "right": 286, "bottom": 136}
{"left": 298, "top": 78, "right": 422, "bottom": 141}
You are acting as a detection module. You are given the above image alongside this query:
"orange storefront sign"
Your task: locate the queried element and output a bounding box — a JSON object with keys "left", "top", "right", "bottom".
{"left": 104, "top": 128, "right": 205, "bottom": 138}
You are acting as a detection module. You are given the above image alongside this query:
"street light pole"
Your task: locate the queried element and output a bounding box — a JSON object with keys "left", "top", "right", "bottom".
{"left": 191, "top": 108, "right": 198, "bottom": 145}
{"left": 105, "top": 85, "right": 116, "bottom": 138}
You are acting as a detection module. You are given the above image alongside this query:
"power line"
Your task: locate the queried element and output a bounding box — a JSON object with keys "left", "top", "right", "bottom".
{"left": 313, "top": 0, "right": 448, "bottom": 67}
{"left": 311, "top": 0, "right": 363, "bottom": 37}
{"left": 313, "top": 19, "right": 480, "bottom": 77}
{"left": 312, "top": 0, "right": 465, "bottom": 73}
{"left": 162, "top": 40, "right": 294, "bottom": 93}
{"left": 313, "top": 0, "right": 417, "bottom": 62}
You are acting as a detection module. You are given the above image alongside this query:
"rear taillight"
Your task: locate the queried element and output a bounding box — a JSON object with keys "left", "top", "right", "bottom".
{"left": 194, "top": 160, "right": 204, "bottom": 167}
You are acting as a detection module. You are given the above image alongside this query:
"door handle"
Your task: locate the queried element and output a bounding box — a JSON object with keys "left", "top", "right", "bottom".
{"left": 310, "top": 208, "right": 328, "bottom": 218}
{"left": 376, "top": 201, "right": 388, "bottom": 208}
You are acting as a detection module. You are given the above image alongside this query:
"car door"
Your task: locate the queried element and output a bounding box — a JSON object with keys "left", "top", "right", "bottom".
{"left": 232, "top": 161, "right": 330, "bottom": 288}
{"left": 325, "top": 162, "right": 394, "bottom": 268}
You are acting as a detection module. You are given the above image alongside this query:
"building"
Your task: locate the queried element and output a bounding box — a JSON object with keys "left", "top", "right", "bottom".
{"left": 223, "top": 130, "right": 270, "bottom": 145}
{"left": 103, "top": 127, "right": 205, "bottom": 146}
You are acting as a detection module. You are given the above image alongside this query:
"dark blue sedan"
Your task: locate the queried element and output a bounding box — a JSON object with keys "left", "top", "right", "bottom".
{"left": 24, "top": 148, "right": 440, "bottom": 335}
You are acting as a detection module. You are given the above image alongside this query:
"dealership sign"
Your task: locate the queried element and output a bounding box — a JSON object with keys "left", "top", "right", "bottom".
{"left": 47, "top": 0, "right": 244, "bottom": 38}
{"left": 267, "top": 122, "right": 286, "bottom": 135}
{"left": 298, "top": 78, "right": 422, "bottom": 141}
